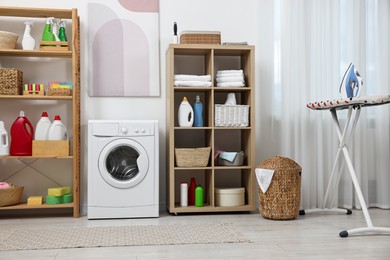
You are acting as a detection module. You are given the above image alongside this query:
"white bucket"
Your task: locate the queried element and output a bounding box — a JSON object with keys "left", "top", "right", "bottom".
{"left": 215, "top": 187, "right": 245, "bottom": 207}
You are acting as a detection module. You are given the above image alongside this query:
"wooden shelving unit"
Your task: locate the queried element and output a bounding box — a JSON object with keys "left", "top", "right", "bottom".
{"left": 0, "top": 7, "right": 80, "bottom": 217}
{"left": 166, "top": 44, "right": 256, "bottom": 214}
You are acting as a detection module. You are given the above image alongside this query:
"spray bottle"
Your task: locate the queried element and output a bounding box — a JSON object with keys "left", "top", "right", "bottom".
{"left": 42, "top": 17, "right": 55, "bottom": 42}
{"left": 22, "top": 21, "right": 35, "bottom": 50}
{"left": 58, "top": 19, "right": 68, "bottom": 42}
{"left": 51, "top": 18, "right": 61, "bottom": 42}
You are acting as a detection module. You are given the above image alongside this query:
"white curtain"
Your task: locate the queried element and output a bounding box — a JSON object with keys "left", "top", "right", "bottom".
{"left": 257, "top": 0, "right": 390, "bottom": 210}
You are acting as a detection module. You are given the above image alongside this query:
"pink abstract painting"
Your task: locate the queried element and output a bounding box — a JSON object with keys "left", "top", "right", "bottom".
{"left": 88, "top": 0, "right": 160, "bottom": 96}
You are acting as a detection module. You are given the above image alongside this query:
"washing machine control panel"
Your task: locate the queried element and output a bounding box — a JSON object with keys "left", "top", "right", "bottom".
{"left": 119, "top": 123, "right": 153, "bottom": 136}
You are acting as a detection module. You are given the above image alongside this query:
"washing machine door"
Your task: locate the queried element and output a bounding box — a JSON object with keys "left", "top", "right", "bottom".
{"left": 98, "top": 139, "right": 149, "bottom": 189}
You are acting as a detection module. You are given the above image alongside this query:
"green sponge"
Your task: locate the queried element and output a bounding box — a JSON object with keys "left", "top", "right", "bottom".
{"left": 63, "top": 193, "right": 73, "bottom": 203}
{"left": 45, "top": 195, "right": 64, "bottom": 205}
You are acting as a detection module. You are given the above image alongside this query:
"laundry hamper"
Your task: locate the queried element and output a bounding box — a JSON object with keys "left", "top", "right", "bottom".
{"left": 257, "top": 156, "right": 301, "bottom": 220}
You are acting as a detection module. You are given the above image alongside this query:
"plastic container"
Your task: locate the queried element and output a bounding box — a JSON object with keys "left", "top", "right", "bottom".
{"left": 195, "top": 185, "right": 204, "bottom": 207}
{"left": 188, "top": 178, "right": 196, "bottom": 206}
{"left": 41, "top": 17, "right": 55, "bottom": 41}
{"left": 22, "top": 21, "right": 35, "bottom": 50}
{"left": 193, "top": 95, "right": 204, "bottom": 127}
{"left": 180, "top": 182, "right": 188, "bottom": 207}
{"left": 178, "top": 96, "right": 194, "bottom": 127}
{"left": 10, "top": 111, "right": 34, "bottom": 156}
{"left": 48, "top": 115, "right": 68, "bottom": 140}
{"left": 215, "top": 187, "right": 245, "bottom": 207}
{"left": 34, "top": 112, "right": 51, "bottom": 140}
{"left": 0, "top": 121, "right": 10, "bottom": 156}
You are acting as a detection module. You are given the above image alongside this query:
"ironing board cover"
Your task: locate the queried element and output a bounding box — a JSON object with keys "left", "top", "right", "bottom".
{"left": 307, "top": 94, "right": 390, "bottom": 110}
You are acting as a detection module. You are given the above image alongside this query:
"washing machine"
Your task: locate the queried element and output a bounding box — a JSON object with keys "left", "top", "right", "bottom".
{"left": 88, "top": 120, "right": 159, "bottom": 219}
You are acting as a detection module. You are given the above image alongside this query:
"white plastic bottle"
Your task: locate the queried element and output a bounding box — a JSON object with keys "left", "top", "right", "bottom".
{"left": 178, "top": 96, "right": 194, "bottom": 127}
{"left": 180, "top": 182, "right": 188, "bottom": 207}
{"left": 34, "top": 112, "right": 52, "bottom": 140}
{"left": 22, "top": 21, "right": 35, "bottom": 50}
{"left": 0, "top": 121, "right": 10, "bottom": 156}
{"left": 48, "top": 115, "right": 68, "bottom": 140}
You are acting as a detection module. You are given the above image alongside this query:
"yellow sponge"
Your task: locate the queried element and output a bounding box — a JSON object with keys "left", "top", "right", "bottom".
{"left": 48, "top": 186, "right": 71, "bottom": 196}
{"left": 27, "top": 196, "right": 43, "bottom": 205}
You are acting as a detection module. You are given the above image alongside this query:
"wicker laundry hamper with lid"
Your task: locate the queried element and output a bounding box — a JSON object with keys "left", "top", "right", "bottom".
{"left": 257, "top": 156, "right": 301, "bottom": 220}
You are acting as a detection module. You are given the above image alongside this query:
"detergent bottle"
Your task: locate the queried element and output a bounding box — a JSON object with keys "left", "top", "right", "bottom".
{"left": 22, "top": 21, "right": 35, "bottom": 50}
{"left": 34, "top": 112, "right": 51, "bottom": 140}
{"left": 10, "top": 111, "right": 34, "bottom": 156}
{"left": 42, "top": 17, "right": 55, "bottom": 42}
{"left": 48, "top": 115, "right": 68, "bottom": 140}
{"left": 193, "top": 95, "right": 204, "bottom": 127}
{"left": 178, "top": 96, "right": 194, "bottom": 127}
{"left": 0, "top": 121, "right": 10, "bottom": 156}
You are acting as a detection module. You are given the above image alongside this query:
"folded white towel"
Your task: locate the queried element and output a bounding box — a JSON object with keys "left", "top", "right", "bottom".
{"left": 217, "top": 69, "right": 243, "bottom": 75}
{"left": 216, "top": 82, "right": 245, "bottom": 87}
{"left": 174, "top": 81, "right": 212, "bottom": 87}
{"left": 174, "top": 74, "right": 211, "bottom": 82}
{"left": 216, "top": 76, "right": 244, "bottom": 83}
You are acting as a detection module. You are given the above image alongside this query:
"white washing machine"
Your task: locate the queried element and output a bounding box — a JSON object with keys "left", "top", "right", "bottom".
{"left": 88, "top": 120, "right": 159, "bottom": 219}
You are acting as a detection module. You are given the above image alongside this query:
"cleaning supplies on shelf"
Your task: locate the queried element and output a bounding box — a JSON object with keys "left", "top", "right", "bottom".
{"left": 48, "top": 115, "right": 68, "bottom": 140}
{"left": 34, "top": 112, "right": 52, "bottom": 140}
{"left": 180, "top": 182, "right": 188, "bottom": 207}
{"left": 174, "top": 74, "right": 212, "bottom": 87}
{"left": 178, "top": 96, "right": 194, "bottom": 127}
{"left": 216, "top": 70, "right": 245, "bottom": 87}
{"left": 193, "top": 95, "right": 204, "bottom": 127}
{"left": 195, "top": 185, "right": 204, "bottom": 207}
{"left": 41, "top": 17, "right": 55, "bottom": 42}
{"left": 27, "top": 196, "right": 43, "bottom": 205}
{"left": 188, "top": 178, "right": 196, "bottom": 206}
{"left": 10, "top": 111, "right": 34, "bottom": 156}
{"left": 46, "top": 186, "right": 72, "bottom": 204}
{"left": 0, "top": 121, "right": 10, "bottom": 156}
{"left": 22, "top": 21, "right": 35, "bottom": 50}
{"left": 51, "top": 18, "right": 61, "bottom": 42}
{"left": 58, "top": 19, "right": 67, "bottom": 42}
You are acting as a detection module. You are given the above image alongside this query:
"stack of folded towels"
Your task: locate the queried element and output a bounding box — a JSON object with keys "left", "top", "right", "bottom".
{"left": 216, "top": 70, "right": 245, "bottom": 87}
{"left": 174, "top": 74, "right": 212, "bottom": 87}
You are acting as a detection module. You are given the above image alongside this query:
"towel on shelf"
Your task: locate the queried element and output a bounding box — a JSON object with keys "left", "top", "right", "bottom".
{"left": 174, "top": 74, "right": 211, "bottom": 82}
{"left": 219, "top": 152, "right": 238, "bottom": 162}
{"left": 217, "top": 69, "right": 243, "bottom": 75}
{"left": 216, "top": 76, "right": 245, "bottom": 83}
{"left": 174, "top": 81, "right": 212, "bottom": 87}
{"left": 216, "top": 82, "right": 245, "bottom": 87}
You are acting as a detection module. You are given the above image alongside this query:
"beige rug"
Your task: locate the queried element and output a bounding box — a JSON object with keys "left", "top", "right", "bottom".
{"left": 0, "top": 223, "right": 250, "bottom": 251}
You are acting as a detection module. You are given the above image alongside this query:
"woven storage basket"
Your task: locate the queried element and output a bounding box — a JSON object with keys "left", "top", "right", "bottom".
{"left": 0, "top": 68, "right": 23, "bottom": 95}
{"left": 0, "top": 186, "right": 24, "bottom": 207}
{"left": 0, "top": 31, "right": 18, "bottom": 49}
{"left": 180, "top": 31, "right": 221, "bottom": 44}
{"left": 175, "top": 147, "right": 211, "bottom": 167}
{"left": 257, "top": 156, "right": 301, "bottom": 220}
{"left": 47, "top": 88, "right": 72, "bottom": 96}
{"left": 215, "top": 104, "right": 249, "bottom": 127}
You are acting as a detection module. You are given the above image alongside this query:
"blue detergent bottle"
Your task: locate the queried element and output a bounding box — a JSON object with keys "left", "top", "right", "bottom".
{"left": 193, "top": 95, "right": 204, "bottom": 127}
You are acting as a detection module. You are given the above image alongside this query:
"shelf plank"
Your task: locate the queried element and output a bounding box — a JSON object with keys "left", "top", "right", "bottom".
{"left": 0, "top": 95, "right": 72, "bottom": 100}
{"left": 171, "top": 204, "right": 254, "bottom": 213}
{"left": 0, "top": 7, "right": 73, "bottom": 19}
{"left": 0, "top": 49, "right": 72, "bottom": 58}
{"left": 0, "top": 202, "right": 74, "bottom": 211}
{"left": 0, "top": 156, "right": 73, "bottom": 159}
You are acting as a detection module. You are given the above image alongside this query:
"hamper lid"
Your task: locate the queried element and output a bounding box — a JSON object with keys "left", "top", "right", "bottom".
{"left": 257, "top": 156, "right": 301, "bottom": 171}
{"left": 215, "top": 187, "right": 245, "bottom": 194}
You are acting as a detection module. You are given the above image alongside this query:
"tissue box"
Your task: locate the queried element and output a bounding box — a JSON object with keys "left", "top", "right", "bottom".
{"left": 32, "top": 140, "right": 69, "bottom": 157}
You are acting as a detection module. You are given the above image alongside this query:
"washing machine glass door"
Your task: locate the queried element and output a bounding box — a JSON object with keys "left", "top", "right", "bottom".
{"left": 98, "top": 139, "right": 149, "bottom": 189}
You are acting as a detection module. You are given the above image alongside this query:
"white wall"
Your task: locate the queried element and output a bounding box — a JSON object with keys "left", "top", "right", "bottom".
{"left": 1, "top": 0, "right": 260, "bottom": 215}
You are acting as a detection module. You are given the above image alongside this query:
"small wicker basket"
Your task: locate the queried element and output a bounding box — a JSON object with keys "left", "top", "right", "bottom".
{"left": 47, "top": 88, "right": 72, "bottom": 96}
{"left": 0, "top": 68, "right": 23, "bottom": 95}
{"left": 0, "top": 186, "right": 24, "bottom": 207}
{"left": 0, "top": 31, "right": 18, "bottom": 49}
{"left": 257, "top": 156, "right": 301, "bottom": 220}
{"left": 175, "top": 147, "right": 211, "bottom": 167}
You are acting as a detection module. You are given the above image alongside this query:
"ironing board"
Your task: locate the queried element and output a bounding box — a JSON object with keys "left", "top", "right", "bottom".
{"left": 305, "top": 94, "right": 390, "bottom": 237}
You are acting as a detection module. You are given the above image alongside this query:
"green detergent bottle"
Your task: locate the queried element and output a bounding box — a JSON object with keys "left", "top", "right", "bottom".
{"left": 42, "top": 17, "right": 55, "bottom": 41}
{"left": 195, "top": 185, "right": 204, "bottom": 207}
{"left": 58, "top": 19, "right": 67, "bottom": 42}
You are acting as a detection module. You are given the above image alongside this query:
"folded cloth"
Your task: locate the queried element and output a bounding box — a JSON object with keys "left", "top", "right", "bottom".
{"left": 255, "top": 168, "right": 275, "bottom": 193}
{"left": 174, "top": 74, "right": 211, "bottom": 82}
{"left": 217, "top": 69, "right": 243, "bottom": 75}
{"left": 0, "top": 182, "right": 10, "bottom": 189}
{"left": 216, "top": 76, "right": 244, "bottom": 83}
{"left": 219, "top": 152, "right": 238, "bottom": 162}
{"left": 174, "top": 81, "right": 212, "bottom": 87}
{"left": 216, "top": 82, "right": 245, "bottom": 87}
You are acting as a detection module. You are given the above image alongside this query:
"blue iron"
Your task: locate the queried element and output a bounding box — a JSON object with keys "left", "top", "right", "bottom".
{"left": 339, "top": 63, "right": 363, "bottom": 99}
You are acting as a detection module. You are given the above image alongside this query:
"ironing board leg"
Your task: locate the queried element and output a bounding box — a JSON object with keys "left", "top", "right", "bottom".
{"left": 330, "top": 107, "right": 390, "bottom": 237}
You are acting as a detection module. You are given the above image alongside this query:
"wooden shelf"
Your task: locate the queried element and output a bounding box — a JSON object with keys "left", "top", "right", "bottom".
{"left": 0, "top": 203, "right": 74, "bottom": 211}
{"left": 0, "top": 156, "right": 72, "bottom": 159}
{"left": 0, "top": 49, "right": 72, "bottom": 58}
{"left": 0, "top": 95, "right": 72, "bottom": 100}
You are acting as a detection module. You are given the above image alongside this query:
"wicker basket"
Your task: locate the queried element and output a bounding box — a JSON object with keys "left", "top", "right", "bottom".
{"left": 47, "top": 88, "right": 72, "bottom": 96}
{"left": 257, "top": 156, "right": 301, "bottom": 220}
{"left": 215, "top": 104, "right": 249, "bottom": 127}
{"left": 180, "top": 31, "right": 221, "bottom": 44}
{"left": 0, "top": 31, "right": 18, "bottom": 49}
{"left": 175, "top": 147, "right": 211, "bottom": 167}
{"left": 0, "top": 68, "right": 23, "bottom": 95}
{"left": 0, "top": 186, "right": 24, "bottom": 207}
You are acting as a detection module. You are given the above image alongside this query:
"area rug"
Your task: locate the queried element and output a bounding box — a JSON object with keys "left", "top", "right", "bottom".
{"left": 0, "top": 223, "right": 250, "bottom": 251}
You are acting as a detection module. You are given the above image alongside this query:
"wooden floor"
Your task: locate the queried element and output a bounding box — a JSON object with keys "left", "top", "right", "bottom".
{"left": 0, "top": 208, "right": 390, "bottom": 259}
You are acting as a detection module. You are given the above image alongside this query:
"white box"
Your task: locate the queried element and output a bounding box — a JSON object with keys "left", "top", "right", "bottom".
{"left": 215, "top": 187, "right": 245, "bottom": 207}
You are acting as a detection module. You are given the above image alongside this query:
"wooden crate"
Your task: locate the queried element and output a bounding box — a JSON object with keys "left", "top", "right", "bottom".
{"left": 32, "top": 140, "right": 69, "bottom": 157}
{"left": 39, "top": 41, "right": 69, "bottom": 51}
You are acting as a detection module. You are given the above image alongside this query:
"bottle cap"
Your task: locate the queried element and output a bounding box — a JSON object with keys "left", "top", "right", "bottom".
{"left": 41, "top": 112, "right": 48, "bottom": 117}
{"left": 54, "top": 115, "right": 61, "bottom": 120}
{"left": 19, "top": 111, "right": 25, "bottom": 117}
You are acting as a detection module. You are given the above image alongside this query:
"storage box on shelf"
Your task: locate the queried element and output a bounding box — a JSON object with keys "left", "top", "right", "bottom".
{"left": 166, "top": 44, "right": 255, "bottom": 214}
{"left": 0, "top": 7, "right": 80, "bottom": 217}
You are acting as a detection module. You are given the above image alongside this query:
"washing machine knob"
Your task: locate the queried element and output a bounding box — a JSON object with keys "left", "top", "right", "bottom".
{"left": 141, "top": 128, "right": 146, "bottom": 133}
{"left": 134, "top": 128, "right": 139, "bottom": 134}
{"left": 121, "top": 127, "right": 129, "bottom": 135}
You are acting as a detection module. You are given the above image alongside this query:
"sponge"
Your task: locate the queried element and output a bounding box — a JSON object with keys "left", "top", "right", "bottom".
{"left": 45, "top": 195, "right": 64, "bottom": 205}
{"left": 27, "top": 196, "right": 43, "bottom": 205}
{"left": 48, "top": 186, "right": 71, "bottom": 196}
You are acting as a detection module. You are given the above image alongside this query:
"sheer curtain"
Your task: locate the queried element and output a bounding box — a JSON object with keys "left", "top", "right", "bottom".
{"left": 257, "top": 0, "right": 390, "bottom": 210}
